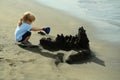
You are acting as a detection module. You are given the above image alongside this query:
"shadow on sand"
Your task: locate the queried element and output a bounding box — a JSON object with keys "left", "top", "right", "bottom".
{"left": 71, "top": 54, "right": 105, "bottom": 67}
{"left": 18, "top": 45, "right": 105, "bottom": 67}
{"left": 90, "top": 51, "right": 105, "bottom": 67}
{"left": 18, "top": 45, "right": 56, "bottom": 59}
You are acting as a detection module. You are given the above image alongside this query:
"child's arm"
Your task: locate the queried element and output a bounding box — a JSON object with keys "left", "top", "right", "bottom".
{"left": 31, "top": 27, "right": 44, "bottom": 31}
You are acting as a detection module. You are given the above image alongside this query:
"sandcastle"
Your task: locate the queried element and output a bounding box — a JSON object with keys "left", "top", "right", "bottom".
{"left": 39, "top": 27, "right": 91, "bottom": 64}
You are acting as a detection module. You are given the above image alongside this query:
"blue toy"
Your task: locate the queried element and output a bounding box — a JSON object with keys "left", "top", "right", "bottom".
{"left": 43, "top": 27, "right": 50, "bottom": 34}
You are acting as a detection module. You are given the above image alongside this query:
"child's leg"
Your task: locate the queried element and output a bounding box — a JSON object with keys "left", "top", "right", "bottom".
{"left": 21, "top": 31, "right": 31, "bottom": 42}
{"left": 23, "top": 36, "right": 30, "bottom": 42}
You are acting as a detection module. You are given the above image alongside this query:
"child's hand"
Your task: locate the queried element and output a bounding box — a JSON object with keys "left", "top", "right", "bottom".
{"left": 42, "top": 27, "right": 46, "bottom": 30}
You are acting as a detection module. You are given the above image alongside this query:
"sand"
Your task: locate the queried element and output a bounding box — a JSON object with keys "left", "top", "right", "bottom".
{"left": 0, "top": 0, "right": 120, "bottom": 80}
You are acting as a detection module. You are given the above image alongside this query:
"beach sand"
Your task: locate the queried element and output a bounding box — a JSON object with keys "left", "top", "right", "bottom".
{"left": 0, "top": 0, "right": 120, "bottom": 80}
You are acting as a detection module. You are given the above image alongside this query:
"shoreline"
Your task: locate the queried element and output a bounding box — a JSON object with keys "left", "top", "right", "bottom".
{"left": 32, "top": 0, "right": 119, "bottom": 44}
{"left": 0, "top": 0, "right": 120, "bottom": 80}
{"left": 34, "top": 0, "right": 120, "bottom": 44}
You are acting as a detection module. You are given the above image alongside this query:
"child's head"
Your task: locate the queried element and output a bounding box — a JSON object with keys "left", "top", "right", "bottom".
{"left": 18, "top": 12, "right": 35, "bottom": 26}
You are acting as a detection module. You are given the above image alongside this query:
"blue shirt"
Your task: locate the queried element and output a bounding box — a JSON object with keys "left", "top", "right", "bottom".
{"left": 15, "top": 23, "right": 32, "bottom": 41}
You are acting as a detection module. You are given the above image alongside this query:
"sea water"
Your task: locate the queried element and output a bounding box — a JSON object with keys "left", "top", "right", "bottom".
{"left": 36, "top": 0, "right": 120, "bottom": 43}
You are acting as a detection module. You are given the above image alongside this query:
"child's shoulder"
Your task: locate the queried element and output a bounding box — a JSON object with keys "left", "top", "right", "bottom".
{"left": 21, "top": 23, "right": 31, "bottom": 27}
{"left": 22, "top": 23, "right": 29, "bottom": 25}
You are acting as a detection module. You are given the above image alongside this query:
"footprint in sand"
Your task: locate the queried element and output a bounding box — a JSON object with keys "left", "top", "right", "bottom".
{"left": 0, "top": 44, "right": 4, "bottom": 51}
{"left": 0, "top": 58, "right": 36, "bottom": 67}
{"left": 20, "top": 59, "right": 36, "bottom": 63}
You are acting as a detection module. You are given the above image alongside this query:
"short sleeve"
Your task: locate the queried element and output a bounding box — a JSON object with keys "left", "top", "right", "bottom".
{"left": 25, "top": 24, "right": 32, "bottom": 31}
{"left": 22, "top": 23, "right": 32, "bottom": 31}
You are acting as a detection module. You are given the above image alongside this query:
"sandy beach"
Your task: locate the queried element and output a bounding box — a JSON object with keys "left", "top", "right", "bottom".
{"left": 0, "top": 0, "right": 120, "bottom": 80}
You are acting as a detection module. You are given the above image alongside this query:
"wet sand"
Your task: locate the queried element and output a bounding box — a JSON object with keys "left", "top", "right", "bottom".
{"left": 0, "top": 0, "right": 120, "bottom": 80}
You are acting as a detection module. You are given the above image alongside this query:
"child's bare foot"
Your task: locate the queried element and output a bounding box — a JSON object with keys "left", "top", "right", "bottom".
{"left": 21, "top": 41, "right": 32, "bottom": 46}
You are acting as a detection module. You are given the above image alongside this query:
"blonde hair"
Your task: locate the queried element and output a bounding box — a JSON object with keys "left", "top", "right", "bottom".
{"left": 18, "top": 12, "right": 35, "bottom": 26}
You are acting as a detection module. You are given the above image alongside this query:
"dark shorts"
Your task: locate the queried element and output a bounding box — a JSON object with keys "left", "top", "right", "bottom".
{"left": 19, "top": 31, "right": 31, "bottom": 42}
